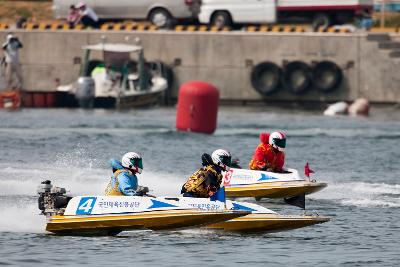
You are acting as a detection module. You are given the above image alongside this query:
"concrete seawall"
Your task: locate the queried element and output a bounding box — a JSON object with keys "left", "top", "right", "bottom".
{"left": 1, "top": 30, "right": 399, "bottom": 103}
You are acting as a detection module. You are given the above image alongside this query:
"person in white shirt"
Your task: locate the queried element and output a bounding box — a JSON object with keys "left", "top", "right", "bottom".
{"left": 76, "top": 2, "right": 99, "bottom": 28}
{"left": 2, "top": 33, "right": 23, "bottom": 90}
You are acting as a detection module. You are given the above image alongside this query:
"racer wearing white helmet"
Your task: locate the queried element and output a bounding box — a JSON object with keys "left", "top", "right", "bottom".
{"left": 121, "top": 152, "right": 143, "bottom": 174}
{"left": 211, "top": 149, "right": 232, "bottom": 171}
{"left": 105, "top": 152, "right": 144, "bottom": 196}
{"left": 269, "top": 131, "right": 286, "bottom": 152}
{"left": 181, "top": 149, "right": 232, "bottom": 198}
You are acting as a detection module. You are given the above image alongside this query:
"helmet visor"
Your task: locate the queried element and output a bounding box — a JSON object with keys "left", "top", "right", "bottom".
{"left": 130, "top": 158, "right": 143, "bottom": 169}
{"left": 220, "top": 155, "right": 232, "bottom": 167}
{"left": 273, "top": 138, "right": 286, "bottom": 148}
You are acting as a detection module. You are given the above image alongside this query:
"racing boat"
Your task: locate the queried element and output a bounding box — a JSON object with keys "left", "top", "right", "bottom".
{"left": 223, "top": 167, "right": 327, "bottom": 201}
{"left": 37, "top": 181, "right": 249, "bottom": 236}
{"left": 160, "top": 197, "right": 330, "bottom": 233}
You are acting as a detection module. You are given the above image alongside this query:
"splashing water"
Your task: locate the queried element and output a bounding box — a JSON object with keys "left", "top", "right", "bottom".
{"left": 311, "top": 181, "right": 400, "bottom": 208}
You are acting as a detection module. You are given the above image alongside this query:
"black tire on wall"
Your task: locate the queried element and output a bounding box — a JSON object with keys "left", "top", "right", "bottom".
{"left": 312, "top": 61, "right": 343, "bottom": 93}
{"left": 282, "top": 61, "right": 312, "bottom": 94}
{"left": 250, "top": 62, "right": 281, "bottom": 95}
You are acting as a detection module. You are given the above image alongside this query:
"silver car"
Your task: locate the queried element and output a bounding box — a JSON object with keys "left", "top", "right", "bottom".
{"left": 52, "top": 0, "right": 200, "bottom": 28}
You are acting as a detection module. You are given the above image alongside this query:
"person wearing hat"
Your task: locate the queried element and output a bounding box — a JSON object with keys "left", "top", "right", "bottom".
{"left": 76, "top": 2, "right": 99, "bottom": 28}
{"left": 2, "top": 33, "right": 23, "bottom": 90}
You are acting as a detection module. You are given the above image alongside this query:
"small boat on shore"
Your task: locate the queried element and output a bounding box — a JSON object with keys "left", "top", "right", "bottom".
{"left": 223, "top": 168, "right": 327, "bottom": 200}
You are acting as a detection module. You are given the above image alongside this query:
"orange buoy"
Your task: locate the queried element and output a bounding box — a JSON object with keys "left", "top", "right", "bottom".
{"left": 0, "top": 91, "right": 21, "bottom": 109}
{"left": 176, "top": 81, "right": 219, "bottom": 134}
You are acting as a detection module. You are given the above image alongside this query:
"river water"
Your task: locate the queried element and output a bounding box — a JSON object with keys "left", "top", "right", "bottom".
{"left": 0, "top": 106, "right": 399, "bottom": 266}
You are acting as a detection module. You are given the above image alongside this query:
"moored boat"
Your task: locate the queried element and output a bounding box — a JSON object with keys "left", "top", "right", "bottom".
{"left": 56, "top": 41, "right": 169, "bottom": 109}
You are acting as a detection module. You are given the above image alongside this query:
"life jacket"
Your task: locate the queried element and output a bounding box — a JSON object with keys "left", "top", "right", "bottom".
{"left": 105, "top": 169, "right": 130, "bottom": 196}
{"left": 181, "top": 165, "right": 223, "bottom": 198}
{"left": 249, "top": 139, "right": 285, "bottom": 172}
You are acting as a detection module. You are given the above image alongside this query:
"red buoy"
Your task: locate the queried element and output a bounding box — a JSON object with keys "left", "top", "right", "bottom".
{"left": 176, "top": 81, "right": 219, "bottom": 134}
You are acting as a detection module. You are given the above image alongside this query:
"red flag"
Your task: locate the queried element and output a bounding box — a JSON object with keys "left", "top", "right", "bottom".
{"left": 304, "top": 162, "right": 314, "bottom": 177}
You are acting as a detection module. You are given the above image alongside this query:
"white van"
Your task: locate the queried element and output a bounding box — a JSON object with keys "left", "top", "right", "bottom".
{"left": 52, "top": 0, "right": 200, "bottom": 28}
{"left": 198, "top": 0, "right": 374, "bottom": 28}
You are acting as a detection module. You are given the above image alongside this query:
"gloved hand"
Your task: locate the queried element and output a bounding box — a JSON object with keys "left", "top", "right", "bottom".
{"left": 135, "top": 186, "right": 149, "bottom": 196}
{"left": 257, "top": 163, "right": 267, "bottom": 170}
{"left": 207, "top": 185, "right": 217, "bottom": 197}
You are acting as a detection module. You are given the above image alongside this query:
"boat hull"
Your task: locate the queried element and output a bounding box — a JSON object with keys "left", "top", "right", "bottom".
{"left": 46, "top": 209, "right": 247, "bottom": 235}
{"left": 225, "top": 181, "right": 327, "bottom": 199}
{"left": 206, "top": 213, "right": 330, "bottom": 233}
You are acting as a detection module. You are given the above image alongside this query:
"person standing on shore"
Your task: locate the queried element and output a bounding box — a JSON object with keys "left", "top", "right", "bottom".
{"left": 2, "top": 33, "right": 23, "bottom": 90}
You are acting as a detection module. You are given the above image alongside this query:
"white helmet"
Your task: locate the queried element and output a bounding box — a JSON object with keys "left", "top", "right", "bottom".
{"left": 121, "top": 152, "right": 143, "bottom": 174}
{"left": 76, "top": 2, "right": 86, "bottom": 9}
{"left": 269, "top": 131, "right": 286, "bottom": 152}
{"left": 211, "top": 149, "right": 232, "bottom": 171}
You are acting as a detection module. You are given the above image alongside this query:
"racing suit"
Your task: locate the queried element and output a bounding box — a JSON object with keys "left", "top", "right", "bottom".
{"left": 249, "top": 132, "right": 285, "bottom": 172}
{"left": 105, "top": 159, "right": 138, "bottom": 196}
{"left": 181, "top": 154, "right": 223, "bottom": 198}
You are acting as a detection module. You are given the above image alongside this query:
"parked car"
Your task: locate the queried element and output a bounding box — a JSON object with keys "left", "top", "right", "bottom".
{"left": 52, "top": 0, "right": 200, "bottom": 28}
{"left": 199, "top": 0, "right": 374, "bottom": 29}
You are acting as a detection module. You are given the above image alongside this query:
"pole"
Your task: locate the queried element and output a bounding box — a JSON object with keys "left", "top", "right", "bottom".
{"left": 380, "top": 0, "right": 386, "bottom": 28}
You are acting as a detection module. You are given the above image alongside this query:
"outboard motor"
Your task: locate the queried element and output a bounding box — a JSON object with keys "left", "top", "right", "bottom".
{"left": 37, "top": 180, "right": 72, "bottom": 216}
{"left": 75, "top": 77, "right": 95, "bottom": 108}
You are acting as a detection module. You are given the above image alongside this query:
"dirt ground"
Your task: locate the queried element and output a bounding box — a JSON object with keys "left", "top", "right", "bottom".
{"left": 0, "top": 1, "right": 53, "bottom": 24}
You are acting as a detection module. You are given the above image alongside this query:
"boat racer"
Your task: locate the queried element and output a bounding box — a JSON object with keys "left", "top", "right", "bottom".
{"left": 249, "top": 131, "right": 286, "bottom": 172}
{"left": 105, "top": 152, "right": 145, "bottom": 196}
{"left": 181, "top": 149, "right": 232, "bottom": 198}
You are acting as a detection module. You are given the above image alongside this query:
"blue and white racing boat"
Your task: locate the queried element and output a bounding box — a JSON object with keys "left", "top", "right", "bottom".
{"left": 37, "top": 181, "right": 248, "bottom": 236}
{"left": 223, "top": 167, "right": 327, "bottom": 200}
{"left": 38, "top": 181, "right": 329, "bottom": 235}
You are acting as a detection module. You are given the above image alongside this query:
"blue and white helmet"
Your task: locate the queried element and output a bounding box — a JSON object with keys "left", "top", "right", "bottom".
{"left": 121, "top": 152, "right": 143, "bottom": 174}
{"left": 211, "top": 149, "right": 232, "bottom": 171}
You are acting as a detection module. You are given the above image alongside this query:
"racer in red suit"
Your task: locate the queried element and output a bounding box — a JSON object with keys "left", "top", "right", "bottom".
{"left": 249, "top": 132, "right": 286, "bottom": 172}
